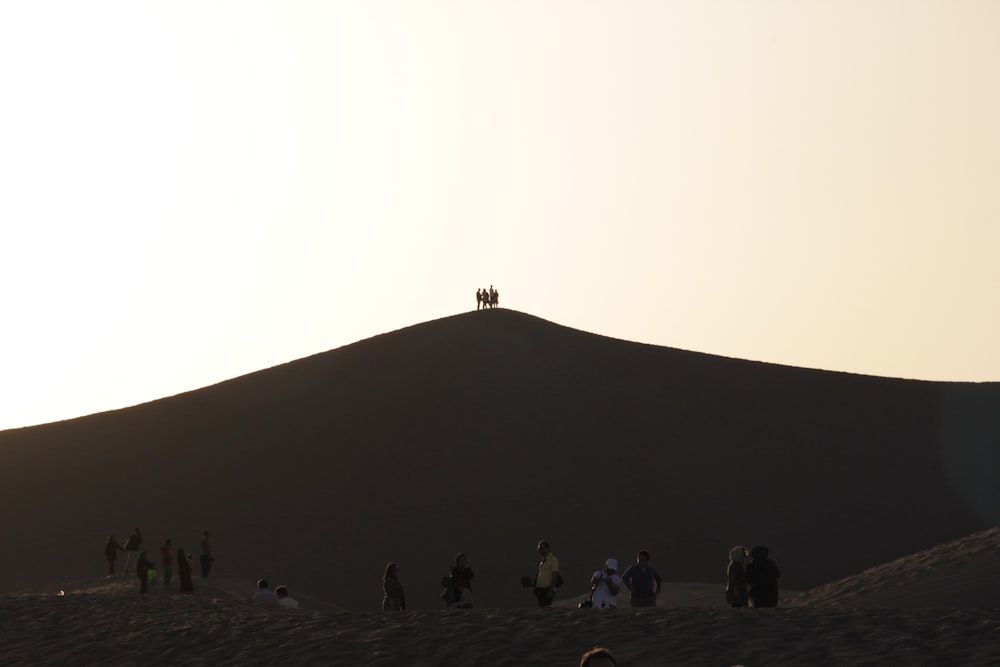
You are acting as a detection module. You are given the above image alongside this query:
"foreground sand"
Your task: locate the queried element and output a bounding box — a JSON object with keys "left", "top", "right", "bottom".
{"left": 3, "top": 578, "right": 998, "bottom": 666}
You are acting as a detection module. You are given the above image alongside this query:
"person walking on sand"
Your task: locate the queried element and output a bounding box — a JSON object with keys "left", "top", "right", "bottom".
{"left": 621, "top": 550, "right": 662, "bottom": 607}
{"left": 275, "top": 585, "right": 299, "bottom": 608}
{"left": 745, "top": 545, "right": 781, "bottom": 607}
{"left": 253, "top": 578, "right": 279, "bottom": 604}
{"left": 200, "top": 530, "right": 213, "bottom": 578}
{"left": 105, "top": 534, "right": 125, "bottom": 576}
{"left": 160, "top": 538, "right": 173, "bottom": 589}
{"left": 177, "top": 548, "right": 194, "bottom": 592}
{"left": 726, "top": 546, "right": 749, "bottom": 607}
{"left": 382, "top": 562, "right": 406, "bottom": 610}
{"left": 123, "top": 528, "right": 143, "bottom": 575}
{"left": 590, "top": 558, "right": 623, "bottom": 608}
{"left": 529, "top": 540, "right": 560, "bottom": 607}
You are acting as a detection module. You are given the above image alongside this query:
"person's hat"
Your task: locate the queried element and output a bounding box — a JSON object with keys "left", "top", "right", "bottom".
{"left": 606, "top": 558, "right": 618, "bottom": 570}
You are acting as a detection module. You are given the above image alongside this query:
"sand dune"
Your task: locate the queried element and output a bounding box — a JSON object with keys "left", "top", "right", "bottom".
{"left": 1, "top": 310, "right": 998, "bottom": 615}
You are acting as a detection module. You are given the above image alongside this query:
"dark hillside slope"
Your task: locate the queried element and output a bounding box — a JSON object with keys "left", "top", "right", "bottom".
{"left": 1, "top": 310, "right": 997, "bottom": 609}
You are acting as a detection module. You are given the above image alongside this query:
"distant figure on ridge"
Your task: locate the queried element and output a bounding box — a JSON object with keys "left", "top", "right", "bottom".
{"left": 726, "top": 546, "right": 749, "bottom": 607}
{"left": 160, "top": 538, "right": 173, "bottom": 589}
{"left": 492, "top": 287, "right": 499, "bottom": 308}
{"left": 745, "top": 545, "right": 781, "bottom": 607}
{"left": 123, "top": 528, "right": 143, "bottom": 575}
{"left": 621, "top": 550, "right": 661, "bottom": 607}
{"left": 382, "top": 562, "right": 406, "bottom": 611}
{"left": 253, "top": 578, "right": 279, "bottom": 604}
{"left": 275, "top": 585, "right": 299, "bottom": 608}
{"left": 200, "top": 530, "right": 213, "bottom": 578}
{"left": 476, "top": 288, "right": 483, "bottom": 311}
{"left": 105, "top": 534, "right": 125, "bottom": 576}
{"left": 177, "top": 548, "right": 194, "bottom": 592}
{"left": 589, "top": 558, "right": 622, "bottom": 608}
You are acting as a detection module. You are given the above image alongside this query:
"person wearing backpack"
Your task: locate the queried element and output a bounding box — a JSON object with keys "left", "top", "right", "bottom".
{"left": 532, "top": 540, "right": 561, "bottom": 607}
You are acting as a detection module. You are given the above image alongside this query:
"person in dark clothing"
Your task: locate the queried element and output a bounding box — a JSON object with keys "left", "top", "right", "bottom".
{"left": 726, "top": 545, "right": 749, "bottom": 607}
{"left": 105, "top": 535, "right": 125, "bottom": 576}
{"left": 451, "top": 553, "right": 474, "bottom": 592}
{"left": 177, "top": 548, "right": 194, "bottom": 593}
{"left": 136, "top": 552, "right": 154, "bottom": 594}
{"left": 745, "top": 545, "right": 781, "bottom": 607}
{"left": 200, "top": 530, "right": 213, "bottom": 578}
{"left": 621, "top": 550, "right": 662, "bottom": 607}
{"left": 123, "top": 528, "right": 143, "bottom": 575}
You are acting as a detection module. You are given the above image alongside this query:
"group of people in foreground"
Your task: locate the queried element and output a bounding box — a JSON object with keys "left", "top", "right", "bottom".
{"left": 382, "top": 540, "right": 782, "bottom": 611}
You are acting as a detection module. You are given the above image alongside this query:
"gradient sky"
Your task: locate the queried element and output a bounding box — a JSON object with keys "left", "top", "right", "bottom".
{"left": 2, "top": 1, "right": 998, "bottom": 431}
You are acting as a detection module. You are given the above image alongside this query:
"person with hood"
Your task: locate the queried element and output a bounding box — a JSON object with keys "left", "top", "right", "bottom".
{"left": 105, "top": 535, "right": 125, "bottom": 576}
{"left": 177, "top": 548, "right": 194, "bottom": 592}
{"left": 726, "top": 546, "right": 749, "bottom": 607}
{"left": 123, "top": 528, "right": 143, "bottom": 575}
{"left": 382, "top": 562, "right": 406, "bottom": 611}
{"left": 745, "top": 545, "right": 781, "bottom": 607}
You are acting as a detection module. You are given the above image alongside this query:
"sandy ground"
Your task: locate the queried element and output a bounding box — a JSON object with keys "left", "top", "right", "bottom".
{"left": 3, "top": 577, "right": 998, "bottom": 666}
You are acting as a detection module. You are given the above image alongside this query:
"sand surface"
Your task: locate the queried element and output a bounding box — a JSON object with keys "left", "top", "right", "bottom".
{"left": 3, "top": 576, "right": 998, "bottom": 666}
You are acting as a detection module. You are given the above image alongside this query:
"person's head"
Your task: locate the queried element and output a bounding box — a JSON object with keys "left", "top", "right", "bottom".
{"left": 177, "top": 548, "right": 186, "bottom": 561}
{"left": 636, "top": 550, "right": 651, "bottom": 565}
{"left": 108, "top": 534, "right": 115, "bottom": 542}
{"left": 580, "top": 647, "right": 617, "bottom": 667}
{"left": 537, "top": 541, "right": 551, "bottom": 557}
{"left": 257, "top": 578, "right": 270, "bottom": 591}
{"left": 750, "top": 546, "right": 769, "bottom": 561}
{"left": 203, "top": 530, "right": 209, "bottom": 537}
{"left": 729, "top": 546, "right": 747, "bottom": 564}
{"left": 455, "top": 553, "right": 467, "bottom": 568}
{"left": 164, "top": 537, "right": 171, "bottom": 547}
{"left": 604, "top": 558, "right": 618, "bottom": 573}
{"left": 275, "top": 585, "right": 288, "bottom": 599}
{"left": 384, "top": 562, "right": 399, "bottom": 580}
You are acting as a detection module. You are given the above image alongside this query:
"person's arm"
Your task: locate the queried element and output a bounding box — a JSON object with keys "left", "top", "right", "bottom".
{"left": 621, "top": 566, "right": 635, "bottom": 591}
{"left": 607, "top": 575, "right": 621, "bottom": 595}
{"left": 653, "top": 568, "right": 662, "bottom": 594}
{"left": 590, "top": 571, "right": 602, "bottom": 585}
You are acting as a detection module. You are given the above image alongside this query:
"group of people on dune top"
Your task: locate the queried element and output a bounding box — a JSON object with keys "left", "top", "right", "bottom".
{"left": 382, "top": 539, "right": 781, "bottom": 611}
{"left": 475, "top": 285, "right": 500, "bottom": 310}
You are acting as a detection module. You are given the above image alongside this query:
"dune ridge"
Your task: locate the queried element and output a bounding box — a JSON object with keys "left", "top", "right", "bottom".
{"left": 1, "top": 310, "right": 998, "bottom": 615}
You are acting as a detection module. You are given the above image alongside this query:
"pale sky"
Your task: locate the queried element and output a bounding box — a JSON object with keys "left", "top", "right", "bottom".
{"left": 2, "top": 1, "right": 998, "bottom": 431}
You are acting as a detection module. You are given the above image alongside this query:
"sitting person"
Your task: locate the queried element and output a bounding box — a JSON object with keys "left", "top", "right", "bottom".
{"left": 252, "top": 578, "right": 279, "bottom": 604}
{"left": 275, "top": 585, "right": 299, "bottom": 608}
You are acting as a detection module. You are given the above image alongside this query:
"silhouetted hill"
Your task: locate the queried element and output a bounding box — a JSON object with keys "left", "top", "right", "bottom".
{"left": 1, "top": 310, "right": 998, "bottom": 609}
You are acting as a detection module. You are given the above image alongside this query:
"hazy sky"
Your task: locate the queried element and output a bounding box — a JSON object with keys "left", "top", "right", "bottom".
{"left": 2, "top": 1, "right": 998, "bottom": 430}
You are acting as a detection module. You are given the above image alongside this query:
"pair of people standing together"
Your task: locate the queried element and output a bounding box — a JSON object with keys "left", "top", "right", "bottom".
{"left": 726, "top": 545, "right": 781, "bottom": 607}
{"left": 530, "top": 542, "right": 663, "bottom": 609}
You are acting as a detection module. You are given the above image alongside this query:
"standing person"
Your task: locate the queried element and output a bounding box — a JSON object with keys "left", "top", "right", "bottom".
{"left": 451, "top": 553, "right": 474, "bottom": 593}
{"left": 726, "top": 546, "right": 749, "bottom": 607}
{"left": 621, "top": 550, "right": 662, "bottom": 607}
{"left": 123, "top": 528, "right": 143, "bottom": 575}
{"left": 493, "top": 288, "right": 500, "bottom": 308}
{"left": 105, "top": 535, "right": 125, "bottom": 576}
{"left": 275, "top": 585, "right": 299, "bottom": 608}
{"left": 476, "top": 288, "right": 482, "bottom": 311}
{"left": 160, "top": 538, "right": 173, "bottom": 590}
{"left": 488, "top": 285, "right": 496, "bottom": 309}
{"left": 532, "top": 540, "right": 560, "bottom": 607}
{"left": 590, "top": 558, "right": 623, "bottom": 608}
{"left": 200, "top": 530, "right": 213, "bottom": 578}
{"left": 745, "top": 546, "right": 781, "bottom": 607}
{"left": 136, "top": 552, "right": 154, "bottom": 594}
{"left": 382, "top": 562, "right": 406, "bottom": 611}
{"left": 177, "top": 548, "right": 194, "bottom": 593}
{"left": 253, "top": 578, "right": 279, "bottom": 604}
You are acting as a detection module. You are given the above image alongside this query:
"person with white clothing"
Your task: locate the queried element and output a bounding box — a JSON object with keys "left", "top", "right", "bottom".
{"left": 590, "top": 558, "right": 622, "bottom": 608}
{"left": 275, "top": 585, "right": 299, "bottom": 608}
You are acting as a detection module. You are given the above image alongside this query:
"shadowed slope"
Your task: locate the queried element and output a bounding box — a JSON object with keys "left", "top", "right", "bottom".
{"left": 1, "top": 310, "right": 998, "bottom": 610}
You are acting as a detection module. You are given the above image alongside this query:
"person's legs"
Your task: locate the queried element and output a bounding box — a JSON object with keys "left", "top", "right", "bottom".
{"left": 108, "top": 558, "right": 115, "bottom": 576}
{"left": 200, "top": 554, "right": 211, "bottom": 577}
{"left": 163, "top": 565, "right": 172, "bottom": 588}
{"left": 534, "top": 587, "right": 552, "bottom": 607}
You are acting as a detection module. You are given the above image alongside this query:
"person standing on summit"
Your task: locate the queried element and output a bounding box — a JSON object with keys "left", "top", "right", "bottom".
{"left": 532, "top": 540, "right": 560, "bottom": 607}
{"left": 123, "top": 528, "right": 143, "bottom": 575}
{"left": 745, "top": 545, "right": 781, "bottom": 607}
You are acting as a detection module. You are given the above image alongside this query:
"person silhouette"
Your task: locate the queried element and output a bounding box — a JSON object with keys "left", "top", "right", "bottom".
{"left": 476, "top": 288, "right": 483, "bottom": 311}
